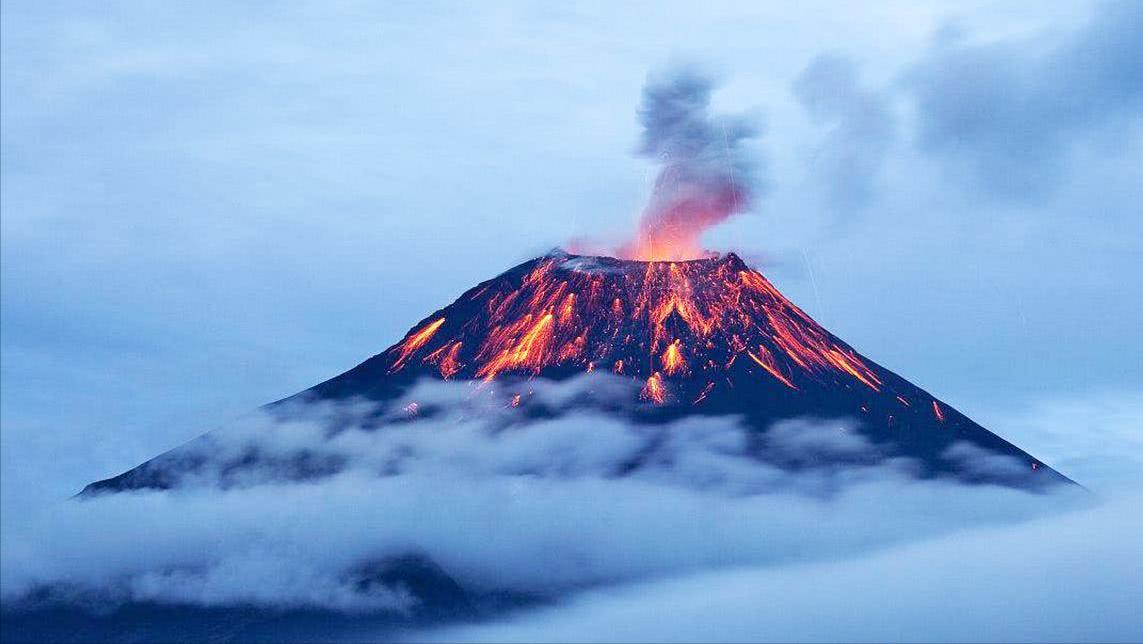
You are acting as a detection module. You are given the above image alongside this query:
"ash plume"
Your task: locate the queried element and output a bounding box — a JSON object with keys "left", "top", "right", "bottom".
{"left": 622, "top": 66, "right": 761, "bottom": 261}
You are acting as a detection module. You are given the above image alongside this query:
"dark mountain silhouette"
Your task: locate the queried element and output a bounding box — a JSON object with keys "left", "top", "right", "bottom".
{"left": 82, "top": 250, "right": 1070, "bottom": 494}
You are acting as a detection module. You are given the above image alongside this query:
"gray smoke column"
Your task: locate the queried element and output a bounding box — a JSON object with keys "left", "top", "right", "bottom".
{"left": 620, "top": 66, "right": 760, "bottom": 261}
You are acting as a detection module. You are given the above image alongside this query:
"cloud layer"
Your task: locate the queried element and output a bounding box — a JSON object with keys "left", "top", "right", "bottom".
{"left": 425, "top": 493, "right": 1143, "bottom": 643}
{"left": 1, "top": 378, "right": 1087, "bottom": 617}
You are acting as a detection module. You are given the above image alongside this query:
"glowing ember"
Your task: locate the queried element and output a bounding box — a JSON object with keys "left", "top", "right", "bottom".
{"left": 641, "top": 372, "right": 666, "bottom": 404}
{"left": 662, "top": 340, "right": 687, "bottom": 375}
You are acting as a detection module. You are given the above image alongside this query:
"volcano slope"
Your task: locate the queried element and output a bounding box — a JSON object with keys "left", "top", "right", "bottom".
{"left": 82, "top": 250, "right": 1070, "bottom": 495}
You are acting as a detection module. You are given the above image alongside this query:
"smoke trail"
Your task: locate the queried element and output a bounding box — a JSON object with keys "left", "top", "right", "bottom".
{"left": 621, "top": 66, "right": 760, "bottom": 261}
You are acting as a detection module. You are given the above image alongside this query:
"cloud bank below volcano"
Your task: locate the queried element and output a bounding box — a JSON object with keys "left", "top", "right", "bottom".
{"left": 1, "top": 377, "right": 1089, "bottom": 618}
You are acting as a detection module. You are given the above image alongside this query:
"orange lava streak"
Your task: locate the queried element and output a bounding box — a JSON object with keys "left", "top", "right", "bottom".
{"left": 390, "top": 318, "right": 445, "bottom": 370}
{"left": 752, "top": 279, "right": 880, "bottom": 391}
{"left": 641, "top": 372, "right": 666, "bottom": 404}
{"left": 423, "top": 341, "right": 463, "bottom": 379}
{"left": 826, "top": 348, "right": 882, "bottom": 391}
{"left": 559, "top": 292, "right": 577, "bottom": 324}
{"left": 476, "top": 313, "right": 554, "bottom": 380}
{"left": 932, "top": 400, "right": 946, "bottom": 422}
{"left": 662, "top": 339, "right": 687, "bottom": 375}
{"left": 747, "top": 347, "right": 797, "bottom": 390}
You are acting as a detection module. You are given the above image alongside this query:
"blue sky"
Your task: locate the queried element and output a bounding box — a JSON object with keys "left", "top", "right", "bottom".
{"left": 2, "top": 0, "right": 1141, "bottom": 509}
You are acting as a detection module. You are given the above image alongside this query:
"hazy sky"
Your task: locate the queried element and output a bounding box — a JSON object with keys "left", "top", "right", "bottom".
{"left": 2, "top": 0, "right": 1141, "bottom": 509}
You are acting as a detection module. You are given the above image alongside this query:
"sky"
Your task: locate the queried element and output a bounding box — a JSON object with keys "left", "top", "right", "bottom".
{"left": 1, "top": 1, "right": 1142, "bottom": 638}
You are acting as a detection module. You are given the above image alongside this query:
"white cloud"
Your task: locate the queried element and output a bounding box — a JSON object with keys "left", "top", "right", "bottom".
{"left": 423, "top": 493, "right": 1143, "bottom": 643}
{"left": 981, "top": 390, "right": 1143, "bottom": 491}
{"left": 0, "top": 379, "right": 1089, "bottom": 615}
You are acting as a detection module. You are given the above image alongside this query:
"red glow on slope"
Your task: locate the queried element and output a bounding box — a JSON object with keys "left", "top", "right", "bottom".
{"left": 385, "top": 254, "right": 886, "bottom": 401}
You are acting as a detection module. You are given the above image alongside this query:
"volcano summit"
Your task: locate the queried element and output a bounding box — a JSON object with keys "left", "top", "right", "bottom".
{"left": 83, "top": 250, "right": 1068, "bottom": 494}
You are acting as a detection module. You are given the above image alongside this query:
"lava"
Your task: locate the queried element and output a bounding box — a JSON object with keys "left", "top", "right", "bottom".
{"left": 747, "top": 346, "right": 797, "bottom": 390}
{"left": 390, "top": 317, "right": 445, "bottom": 370}
{"left": 662, "top": 340, "right": 687, "bottom": 375}
{"left": 476, "top": 312, "right": 555, "bottom": 381}
{"left": 641, "top": 372, "right": 666, "bottom": 404}
{"left": 932, "top": 400, "right": 946, "bottom": 422}
{"left": 385, "top": 252, "right": 887, "bottom": 404}
{"left": 424, "top": 341, "right": 462, "bottom": 379}
{"left": 85, "top": 254, "right": 1074, "bottom": 498}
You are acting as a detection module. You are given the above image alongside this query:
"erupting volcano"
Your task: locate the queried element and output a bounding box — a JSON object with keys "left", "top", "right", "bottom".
{"left": 84, "top": 249, "right": 1069, "bottom": 494}
{"left": 80, "top": 68, "right": 1069, "bottom": 495}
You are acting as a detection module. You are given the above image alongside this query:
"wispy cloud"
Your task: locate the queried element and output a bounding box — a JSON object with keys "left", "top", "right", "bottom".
{"left": 901, "top": 0, "right": 1143, "bottom": 200}
{"left": 424, "top": 493, "right": 1143, "bottom": 643}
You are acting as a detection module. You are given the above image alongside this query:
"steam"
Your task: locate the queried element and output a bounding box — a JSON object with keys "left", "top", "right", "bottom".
{"left": 621, "top": 66, "right": 760, "bottom": 261}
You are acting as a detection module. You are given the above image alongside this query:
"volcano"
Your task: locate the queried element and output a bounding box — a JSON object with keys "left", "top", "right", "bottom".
{"left": 83, "top": 250, "right": 1069, "bottom": 494}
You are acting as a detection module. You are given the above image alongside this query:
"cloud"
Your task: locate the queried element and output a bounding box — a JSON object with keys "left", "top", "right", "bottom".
{"left": 942, "top": 441, "right": 1034, "bottom": 483}
{"left": 983, "top": 389, "right": 1143, "bottom": 491}
{"left": 423, "top": 493, "right": 1143, "bottom": 643}
{"left": 901, "top": 0, "right": 1143, "bottom": 199}
{"left": 1, "top": 378, "right": 1086, "bottom": 617}
{"left": 793, "top": 54, "right": 896, "bottom": 209}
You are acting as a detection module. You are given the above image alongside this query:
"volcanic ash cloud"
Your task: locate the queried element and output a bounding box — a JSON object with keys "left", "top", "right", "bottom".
{"left": 621, "top": 66, "right": 760, "bottom": 261}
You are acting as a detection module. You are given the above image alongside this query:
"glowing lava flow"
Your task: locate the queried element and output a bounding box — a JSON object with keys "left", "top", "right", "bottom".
{"left": 384, "top": 252, "right": 888, "bottom": 405}
{"left": 641, "top": 372, "right": 666, "bottom": 403}
{"left": 476, "top": 312, "right": 555, "bottom": 380}
{"left": 662, "top": 340, "right": 687, "bottom": 375}
{"left": 390, "top": 317, "right": 445, "bottom": 371}
{"left": 747, "top": 346, "right": 797, "bottom": 390}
